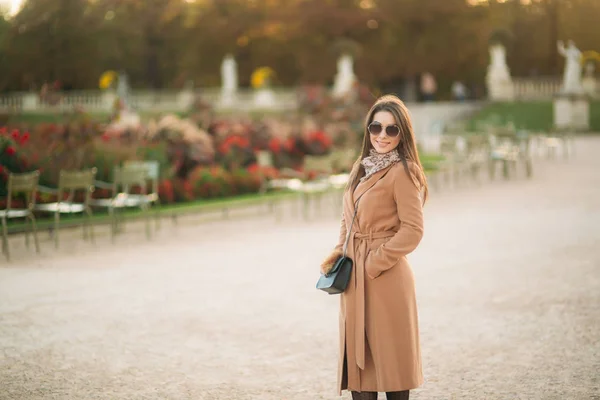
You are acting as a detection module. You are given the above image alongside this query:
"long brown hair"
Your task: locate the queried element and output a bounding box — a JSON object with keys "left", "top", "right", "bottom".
{"left": 346, "top": 94, "right": 429, "bottom": 204}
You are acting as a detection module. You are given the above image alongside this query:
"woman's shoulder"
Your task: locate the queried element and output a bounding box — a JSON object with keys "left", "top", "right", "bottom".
{"left": 390, "top": 159, "right": 420, "bottom": 177}
{"left": 389, "top": 160, "right": 422, "bottom": 191}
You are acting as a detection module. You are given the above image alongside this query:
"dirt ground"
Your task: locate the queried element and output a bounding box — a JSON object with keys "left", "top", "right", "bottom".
{"left": 1, "top": 137, "right": 599, "bottom": 400}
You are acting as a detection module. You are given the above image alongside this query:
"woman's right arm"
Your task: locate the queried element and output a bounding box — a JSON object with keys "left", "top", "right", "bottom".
{"left": 320, "top": 211, "right": 346, "bottom": 274}
{"left": 334, "top": 211, "right": 347, "bottom": 252}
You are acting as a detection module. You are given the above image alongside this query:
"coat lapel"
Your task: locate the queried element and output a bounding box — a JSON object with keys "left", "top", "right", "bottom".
{"left": 352, "top": 164, "right": 394, "bottom": 205}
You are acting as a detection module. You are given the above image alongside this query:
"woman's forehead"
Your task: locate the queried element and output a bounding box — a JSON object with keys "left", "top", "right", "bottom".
{"left": 372, "top": 110, "right": 396, "bottom": 124}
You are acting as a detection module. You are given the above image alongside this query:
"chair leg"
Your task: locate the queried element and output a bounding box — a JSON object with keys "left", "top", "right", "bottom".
{"left": 24, "top": 216, "right": 30, "bottom": 248}
{"left": 82, "top": 213, "right": 89, "bottom": 241}
{"left": 1, "top": 216, "right": 9, "bottom": 261}
{"left": 488, "top": 160, "right": 496, "bottom": 181}
{"left": 143, "top": 205, "right": 151, "bottom": 240}
{"left": 29, "top": 214, "right": 41, "bottom": 254}
{"left": 302, "top": 192, "right": 309, "bottom": 221}
{"left": 154, "top": 200, "right": 161, "bottom": 231}
{"left": 85, "top": 207, "right": 95, "bottom": 244}
{"left": 109, "top": 206, "right": 116, "bottom": 243}
{"left": 502, "top": 160, "right": 509, "bottom": 180}
{"left": 117, "top": 208, "right": 125, "bottom": 233}
{"left": 525, "top": 158, "right": 533, "bottom": 178}
{"left": 54, "top": 211, "right": 60, "bottom": 249}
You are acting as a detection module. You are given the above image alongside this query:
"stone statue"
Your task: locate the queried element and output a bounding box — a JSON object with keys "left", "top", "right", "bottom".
{"left": 557, "top": 40, "right": 583, "bottom": 95}
{"left": 110, "top": 71, "right": 141, "bottom": 129}
{"left": 116, "top": 71, "right": 130, "bottom": 108}
{"left": 220, "top": 54, "right": 238, "bottom": 106}
{"left": 489, "top": 44, "right": 510, "bottom": 80}
{"left": 221, "top": 54, "right": 237, "bottom": 93}
{"left": 332, "top": 54, "right": 356, "bottom": 98}
{"left": 486, "top": 43, "right": 514, "bottom": 101}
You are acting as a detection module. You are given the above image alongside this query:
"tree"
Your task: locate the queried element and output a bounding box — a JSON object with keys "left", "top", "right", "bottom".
{"left": 3, "top": 0, "right": 99, "bottom": 90}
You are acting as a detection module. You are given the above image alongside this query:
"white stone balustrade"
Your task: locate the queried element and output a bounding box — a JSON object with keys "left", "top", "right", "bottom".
{"left": 512, "top": 78, "right": 563, "bottom": 100}
{"left": 0, "top": 87, "right": 301, "bottom": 114}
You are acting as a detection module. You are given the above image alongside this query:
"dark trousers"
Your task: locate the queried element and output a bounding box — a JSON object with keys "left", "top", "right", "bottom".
{"left": 351, "top": 390, "right": 409, "bottom": 400}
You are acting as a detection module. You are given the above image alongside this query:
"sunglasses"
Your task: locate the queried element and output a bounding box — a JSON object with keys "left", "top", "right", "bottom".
{"left": 368, "top": 122, "right": 401, "bottom": 137}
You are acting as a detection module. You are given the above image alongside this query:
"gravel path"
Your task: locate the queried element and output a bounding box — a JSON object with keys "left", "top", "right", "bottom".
{"left": 1, "top": 137, "right": 599, "bottom": 400}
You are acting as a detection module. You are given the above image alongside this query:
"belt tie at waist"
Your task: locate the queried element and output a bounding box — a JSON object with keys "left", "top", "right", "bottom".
{"left": 349, "top": 230, "right": 396, "bottom": 370}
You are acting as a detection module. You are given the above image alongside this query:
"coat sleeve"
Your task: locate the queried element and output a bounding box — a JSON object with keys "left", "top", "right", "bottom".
{"left": 334, "top": 211, "right": 347, "bottom": 253}
{"left": 366, "top": 164, "right": 424, "bottom": 279}
{"left": 320, "top": 211, "right": 347, "bottom": 274}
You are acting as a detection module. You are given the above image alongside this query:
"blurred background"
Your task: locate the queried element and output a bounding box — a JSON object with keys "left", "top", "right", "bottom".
{"left": 0, "top": 1, "right": 599, "bottom": 399}
{"left": 0, "top": 0, "right": 599, "bottom": 95}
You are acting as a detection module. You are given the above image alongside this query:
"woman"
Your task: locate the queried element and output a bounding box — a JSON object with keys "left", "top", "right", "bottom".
{"left": 321, "top": 95, "right": 428, "bottom": 400}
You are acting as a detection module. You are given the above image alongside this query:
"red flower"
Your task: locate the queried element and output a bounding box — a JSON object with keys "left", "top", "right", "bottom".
{"left": 101, "top": 133, "right": 110, "bottom": 142}
{"left": 247, "top": 163, "right": 259, "bottom": 173}
{"left": 5, "top": 146, "right": 16, "bottom": 156}
{"left": 20, "top": 132, "right": 30, "bottom": 145}
{"left": 0, "top": 127, "right": 6, "bottom": 135}
{"left": 11, "top": 130, "right": 20, "bottom": 140}
{"left": 218, "top": 143, "right": 231, "bottom": 154}
{"left": 308, "top": 131, "right": 332, "bottom": 147}
{"left": 284, "top": 137, "right": 296, "bottom": 152}
{"left": 0, "top": 166, "right": 4, "bottom": 174}
{"left": 239, "top": 137, "right": 250, "bottom": 148}
{"left": 219, "top": 135, "right": 251, "bottom": 154}
{"left": 268, "top": 138, "right": 281, "bottom": 153}
{"left": 158, "top": 179, "right": 175, "bottom": 203}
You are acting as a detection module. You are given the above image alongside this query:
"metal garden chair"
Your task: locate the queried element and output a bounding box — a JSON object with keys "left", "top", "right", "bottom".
{"left": 35, "top": 168, "right": 97, "bottom": 249}
{"left": 123, "top": 160, "right": 161, "bottom": 231}
{"left": 91, "top": 165, "right": 152, "bottom": 242}
{"left": 1, "top": 170, "right": 41, "bottom": 261}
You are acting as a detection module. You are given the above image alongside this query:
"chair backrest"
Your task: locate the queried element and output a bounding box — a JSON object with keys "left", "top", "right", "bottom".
{"left": 114, "top": 165, "right": 148, "bottom": 194}
{"left": 57, "top": 168, "right": 97, "bottom": 204}
{"left": 59, "top": 168, "right": 97, "bottom": 191}
{"left": 466, "top": 134, "right": 488, "bottom": 152}
{"left": 123, "top": 161, "right": 160, "bottom": 193}
{"left": 493, "top": 127, "right": 518, "bottom": 141}
{"left": 256, "top": 151, "right": 274, "bottom": 168}
{"left": 5, "top": 170, "right": 40, "bottom": 211}
{"left": 123, "top": 161, "right": 160, "bottom": 180}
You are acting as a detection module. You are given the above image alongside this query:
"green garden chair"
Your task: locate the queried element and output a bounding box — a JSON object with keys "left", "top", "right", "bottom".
{"left": 434, "top": 134, "right": 460, "bottom": 188}
{"left": 35, "top": 168, "right": 97, "bottom": 249}
{"left": 488, "top": 128, "right": 531, "bottom": 180}
{"left": 465, "top": 134, "right": 490, "bottom": 184}
{"left": 91, "top": 165, "right": 152, "bottom": 242}
{"left": 123, "top": 160, "right": 161, "bottom": 230}
{"left": 1, "top": 171, "right": 41, "bottom": 261}
{"left": 546, "top": 128, "right": 575, "bottom": 159}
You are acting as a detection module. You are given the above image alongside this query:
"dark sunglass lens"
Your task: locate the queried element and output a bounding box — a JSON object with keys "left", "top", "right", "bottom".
{"left": 386, "top": 125, "right": 400, "bottom": 137}
{"left": 368, "top": 123, "right": 382, "bottom": 135}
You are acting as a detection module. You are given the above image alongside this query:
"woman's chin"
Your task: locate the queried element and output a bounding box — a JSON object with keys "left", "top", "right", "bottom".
{"left": 374, "top": 145, "right": 392, "bottom": 153}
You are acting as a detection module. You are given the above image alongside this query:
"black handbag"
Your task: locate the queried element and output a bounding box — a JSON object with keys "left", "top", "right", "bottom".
{"left": 316, "top": 197, "right": 362, "bottom": 295}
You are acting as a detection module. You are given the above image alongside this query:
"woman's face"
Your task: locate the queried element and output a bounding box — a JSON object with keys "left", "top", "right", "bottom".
{"left": 369, "top": 111, "right": 401, "bottom": 154}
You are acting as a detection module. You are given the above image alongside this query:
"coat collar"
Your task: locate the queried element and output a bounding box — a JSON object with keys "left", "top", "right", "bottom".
{"left": 351, "top": 163, "right": 395, "bottom": 206}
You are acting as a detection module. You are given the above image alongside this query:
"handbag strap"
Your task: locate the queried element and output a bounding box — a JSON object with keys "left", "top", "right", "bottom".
{"left": 342, "top": 194, "right": 364, "bottom": 257}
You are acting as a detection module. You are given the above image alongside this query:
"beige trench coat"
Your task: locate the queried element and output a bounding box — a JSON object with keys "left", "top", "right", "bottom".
{"left": 334, "top": 161, "right": 424, "bottom": 394}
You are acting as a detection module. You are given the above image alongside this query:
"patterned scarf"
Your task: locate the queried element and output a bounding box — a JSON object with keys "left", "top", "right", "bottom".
{"left": 360, "top": 149, "right": 401, "bottom": 182}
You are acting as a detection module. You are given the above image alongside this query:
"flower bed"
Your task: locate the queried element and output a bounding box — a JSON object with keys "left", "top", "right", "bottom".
{"left": 0, "top": 110, "right": 347, "bottom": 211}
